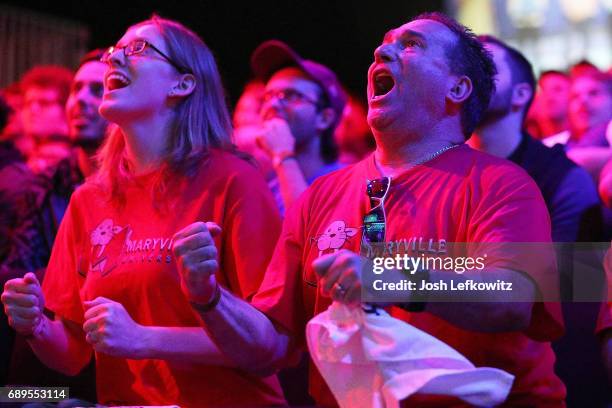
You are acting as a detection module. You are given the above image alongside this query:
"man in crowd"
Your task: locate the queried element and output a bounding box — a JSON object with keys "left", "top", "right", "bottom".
{"left": 470, "top": 36, "right": 601, "bottom": 244}
{"left": 470, "top": 35, "right": 608, "bottom": 406}
{"left": 527, "top": 70, "right": 571, "bottom": 139}
{"left": 187, "top": 12, "right": 566, "bottom": 406}
{"left": 19, "top": 65, "right": 73, "bottom": 173}
{"left": 543, "top": 70, "right": 612, "bottom": 186}
{"left": 65, "top": 49, "right": 109, "bottom": 179}
{"left": 250, "top": 40, "right": 346, "bottom": 213}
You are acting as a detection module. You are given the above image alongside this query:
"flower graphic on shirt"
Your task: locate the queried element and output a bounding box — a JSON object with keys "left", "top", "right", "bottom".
{"left": 313, "top": 220, "right": 359, "bottom": 257}
{"left": 90, "top": 218, "right": 123, "bottom": 257}
{"left": 89, "top": 218, "right": 126, "bottom": 276}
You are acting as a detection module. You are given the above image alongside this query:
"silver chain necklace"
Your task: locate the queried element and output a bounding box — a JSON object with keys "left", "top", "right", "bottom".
{"left": 375, "top": 143, "right": 462, "bottom": 175}
{"left": 411, "top": 143, "right": 461, "bottom": 167}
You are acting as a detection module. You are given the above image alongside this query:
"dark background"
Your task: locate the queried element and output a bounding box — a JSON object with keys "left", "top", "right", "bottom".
{"left": 1, "top": 0, "right": 445, "bottom": 104}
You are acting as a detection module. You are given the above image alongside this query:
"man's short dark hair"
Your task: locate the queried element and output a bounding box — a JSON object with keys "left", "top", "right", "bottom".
{"left": 78, "top": 48, "right": 106, "bottom": 69}
{"left": 540, "top": 70, "right": 569, "bottom": 82}
{"left": 479, "top": 35, "right": 536, "bottom": 118}
{"left": 413, "top": 12, "right": 496, "bottom": 138}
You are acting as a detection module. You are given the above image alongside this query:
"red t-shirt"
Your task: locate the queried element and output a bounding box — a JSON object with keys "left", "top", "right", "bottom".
{"left": 43, "top": 150, "right": 285, "bottom": 407}
{"left": 253, "top": 145, "right": 565, "bottom": 407}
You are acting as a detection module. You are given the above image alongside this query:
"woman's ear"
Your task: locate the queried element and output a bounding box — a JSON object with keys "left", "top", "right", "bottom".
{"left": 169, "top": 73, "right": 196, "bottom": 98}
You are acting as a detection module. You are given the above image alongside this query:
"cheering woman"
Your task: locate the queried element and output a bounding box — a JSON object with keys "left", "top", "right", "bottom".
{"left": 2, "top": 16, "right": 284, "bottom": 407}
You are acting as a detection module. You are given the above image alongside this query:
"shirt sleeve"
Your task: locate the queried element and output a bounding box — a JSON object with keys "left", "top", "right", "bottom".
{"left": 42, "top": 190, "right": 87, "bottom": 325}
{"left": 468, "top": 163, "right": 563, "bottom": 340}
{"left": 221, "top": 162, "right": 282, "bottom": 302}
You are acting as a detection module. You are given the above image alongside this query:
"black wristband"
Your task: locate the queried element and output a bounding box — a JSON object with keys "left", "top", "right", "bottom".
{"left": 399, "top": 268, "right": 429, "bottom": 312}
{"left": 190, "top": 283, "right": 222, "bottom": 313}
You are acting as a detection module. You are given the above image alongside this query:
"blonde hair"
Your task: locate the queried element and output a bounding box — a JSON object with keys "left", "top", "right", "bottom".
{"left": 96, "top": 15, "right": 233, "bottom": 205}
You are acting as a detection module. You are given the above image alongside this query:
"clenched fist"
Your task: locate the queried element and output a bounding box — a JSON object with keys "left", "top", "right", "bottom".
{"left": 83, "top": 297, "right": 143, "bottom": 357}
{"left": 1, "top": 272, "right": 46, "bottom": 336}
{"left": 312, "top": 249, "right": 365, "bottom": 306}
{"left": 256, "top": 118, "right": 296, "bottom": 158}
{"left": 172, "top": 221, "right": 222, "bottom": 304}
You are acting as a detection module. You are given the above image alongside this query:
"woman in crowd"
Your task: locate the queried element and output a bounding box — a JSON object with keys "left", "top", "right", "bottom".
{"left": 1, "top": 16, "right": 284, "bottom": 407}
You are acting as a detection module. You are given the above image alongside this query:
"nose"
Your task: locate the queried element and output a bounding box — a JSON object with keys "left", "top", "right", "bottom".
{"left": 260, "top": 96, "right": 284, "bottom": 119}
{"left": 105, "top": 47, "right": 126, "bottom": 67}
{"left": 374, "top": 43, "right": 396, "bottom": 63}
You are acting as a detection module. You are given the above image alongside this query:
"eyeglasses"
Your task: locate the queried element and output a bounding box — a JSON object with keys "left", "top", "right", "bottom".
{"left": 262, "top": 88, "right": 320, "bottom": 107}
{"left": 101, "top": 39, "right": 190, "bottom": 74}
{"left": 362, "top": 177, "right": 391, "bottom": 246}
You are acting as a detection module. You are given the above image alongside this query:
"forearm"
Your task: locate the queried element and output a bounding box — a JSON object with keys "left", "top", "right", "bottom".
{"left": 28, "top": 316, "right": 92, "bottom": 376}
{"left": 137, "top": 326, "right": 233, "bottom": 366}
{"left": 421, "top": 269, "right": 535, "bottom": 332}
{"left": 275, "top": 159, "right": 309, "bottom": 209}
{"left": 195, "top": 287, "right": 290, "bottom": 376}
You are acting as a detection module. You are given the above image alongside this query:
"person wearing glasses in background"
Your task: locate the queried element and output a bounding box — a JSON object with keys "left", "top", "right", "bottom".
{"left": 18, "top": 65, "right": 74, "bottom": 173}
{"left": 1, "top": 16, "right": 285, "bottom": 407}
{"left": 249, "top": 40, "right": 347, "bottom": 214}
{"left": 187, "top": 12, "right": 566, "bottom": 407}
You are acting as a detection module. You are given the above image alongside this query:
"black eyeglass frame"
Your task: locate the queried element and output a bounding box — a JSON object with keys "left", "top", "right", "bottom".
{"left": 102, "top": 39, "right": 190, "bottom": 74}
{"left": 262, "top": 88, "right": 323, "bottom": 109}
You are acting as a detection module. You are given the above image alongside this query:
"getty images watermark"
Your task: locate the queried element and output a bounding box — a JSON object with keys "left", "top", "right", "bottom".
{"left": 370, "top": 253, "right": 513, "bottom": 292}
{"left": 358, "top": 241, "right": 612, "bottom": 303}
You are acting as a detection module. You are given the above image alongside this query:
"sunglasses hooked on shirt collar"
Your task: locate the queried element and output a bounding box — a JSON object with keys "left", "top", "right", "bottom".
{"left": 362, "top": 176, "right": 392, "bottom": 314}
{"left": 362, "top": 176, "right": 391, "bottom": 245}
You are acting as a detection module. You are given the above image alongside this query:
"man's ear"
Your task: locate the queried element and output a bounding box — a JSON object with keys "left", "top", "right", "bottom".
{"left": 512, "top": 83, "right": 533, "bottom": 109}
{"left": 447, "top": 76, "right": 472, "bottom": 104}
{"left": 169, "top": 73, "right": 196, "bottom": 98}
{"left": 316, "top": 107, "right": 336, "bottom": 132}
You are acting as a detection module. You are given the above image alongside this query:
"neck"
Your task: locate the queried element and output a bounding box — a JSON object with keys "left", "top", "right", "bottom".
{"left": 295, "top": 135, "right": 327, "bottom": 181}
{"left": 75, "top": 147, "right": 97, "bottom": 177}
{"left": 373, "top": 122, "right": 463, "bottom": 176}
{"left": 470, "top": 113, "right": 523, "bottom": 158}
{"left": 120, "top": 112, "right": 173, "bottom": 175}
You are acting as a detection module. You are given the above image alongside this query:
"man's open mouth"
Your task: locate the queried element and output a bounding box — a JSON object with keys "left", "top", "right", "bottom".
{"left": 372, "top": 70, "right": 395, "bottom": 99}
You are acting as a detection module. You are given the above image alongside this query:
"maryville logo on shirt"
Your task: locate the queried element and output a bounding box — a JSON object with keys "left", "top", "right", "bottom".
{"left": 88, "top": 218, "right": 175, "bottom": 277}
{"left": 121, "top": 229, "right": 174, "bottom": 265}
{"left": 311, "top": 220, "right": 359, "bottom": 256}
